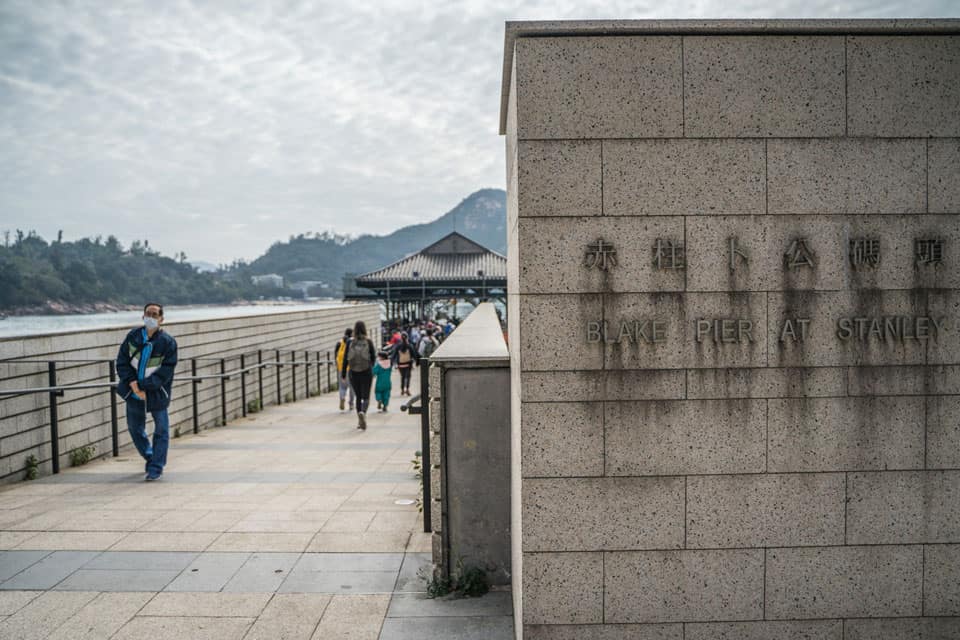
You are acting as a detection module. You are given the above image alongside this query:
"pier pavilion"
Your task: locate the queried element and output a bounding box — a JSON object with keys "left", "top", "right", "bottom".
{"left": 343, "top": 232, "right": 507, "bottom": 320}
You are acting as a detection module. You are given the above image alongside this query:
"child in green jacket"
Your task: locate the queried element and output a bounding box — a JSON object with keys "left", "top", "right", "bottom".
{"left": 373, "top": 351, "right": 393, "bottom": 412}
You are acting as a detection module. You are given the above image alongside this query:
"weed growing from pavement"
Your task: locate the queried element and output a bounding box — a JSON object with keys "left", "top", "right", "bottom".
{"left": 69, "top": 445, "right": 95, "bottom": 467}
{"left": 24, "top": 455, "right": 39, "bottom": 480}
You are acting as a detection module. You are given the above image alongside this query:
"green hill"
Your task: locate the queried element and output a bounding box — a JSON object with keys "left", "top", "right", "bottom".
{"left": 0, "top": 188, "right": 507, "bottom": 312}
{"left": 247, "top": 188, "right": 507, "bottom": 292}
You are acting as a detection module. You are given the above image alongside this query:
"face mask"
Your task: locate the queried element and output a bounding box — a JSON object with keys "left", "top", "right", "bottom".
{"left": 143, "top": 317, "right": 159, "bottom": 331}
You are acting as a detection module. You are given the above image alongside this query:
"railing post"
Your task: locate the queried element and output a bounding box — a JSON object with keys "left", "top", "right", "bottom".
{"left": 220, "top": 358, "right": 227, "bottom": 426}
{"left": 240, "top": 354, "right": 247, "bottom": 417}
{"left": 48, "top": 362, "right": 60, "bottom": 474}
{"left": 275, "top": 349, "right": 282, "bottom": 405}
{"left": 257, "top": 350, "right": 264, "bottom": 408}
{"left": 326, "top": 351, "right": 332, "bottom": 393}
{"left": 420, "top": 358, "right": 431, "bottom": 532}
{"left": 316, "top": 352, "right": 321, "bottom": 393}
{"left": 304, "top": 350, "right": 310, "bottom": 397}
{"left": 291, "top": 350, "right": 297, "bottom": 402}
{"left": 192, "top": 359, "right": 199, "bottom": 434}
{"left": 108, "top": 361, "right": 119, "bottom": 457}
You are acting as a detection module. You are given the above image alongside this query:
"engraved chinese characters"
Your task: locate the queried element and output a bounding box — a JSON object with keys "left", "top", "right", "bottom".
{"left": 584, "top": 239, "right": 617, "bottom": 271}
{"left": 583, "top": 236, "right": 950, "bottom": 346}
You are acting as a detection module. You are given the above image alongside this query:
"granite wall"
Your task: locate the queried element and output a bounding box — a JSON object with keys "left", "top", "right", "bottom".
{"left": 0, "top": 304, "right": 380, "bottom": 483}
{"left": 503, "top": 20, "right": 960, "bottom": 639}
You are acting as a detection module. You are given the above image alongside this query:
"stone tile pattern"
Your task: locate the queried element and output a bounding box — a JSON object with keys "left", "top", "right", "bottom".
{"left": 509, "top": 27, "right": 960, "bottom": 635}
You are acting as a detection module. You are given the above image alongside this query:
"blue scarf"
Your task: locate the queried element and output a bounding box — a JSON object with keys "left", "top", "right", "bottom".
{"left": 137, "top": 328, "right": 154, "bottom": 383}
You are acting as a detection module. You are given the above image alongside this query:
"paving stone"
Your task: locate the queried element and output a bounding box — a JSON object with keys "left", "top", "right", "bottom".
{"left": 379, "top": 616, "right": 514, "bottom": 640}
{"left": 306, "top": 532, "right": 410, "bottom": 553}
{"left": 110, "top": 530, "right": 220, "bottom": 551}
{"left": 310, "top": 593, "right": 389, "bottom": 640}
{"left": 164, "top": 552, "right": 251, "bottom": 592}
{"left": 320, "top": 511, "right": 376, "bottom": 533}
{"left": 83, "top": 550, "right": 198, "bottom": 571}
{"left": 244, "top": 593, "right": 332, "bottom": 640}
{"left": 0, "top": 589, "right": 42, "bottom": 615}
{"left": 222, "top": 552, "right": 301, "bottom": 593}
{"left": 0, "top": 551, "right": 99, "bottom": 590}
{"left": 0, "top": 590, "right": 99, "bottom": 640}
{"left": 208, "top": 532, "right": 313, "bottom": 553}
{"left": 54, "top": 568, "right": 180, "bottom": 591}
{"left": 279, "top": 570, "right": 398, "bottom": 594}
{"left": 0, "top": 532, "right": 39, "bottom": 550}
{"left": 387, "top": 591, "right": 513, "bottom": 618}
{"left": 293, "top": 553, "right": 404, "bottom": 573}
{"left": 14, "top": 531, "right": 126, "bottom": 550}
{"left": 111, "top": 615, "right": 254, "bottom": 640}
{"left": 46, "top": 591, "right": 153, "bottom": 640}
{"left": 0, "top": 551, "right": 49, "bottom": 582}
{"left": 394, "top": 553, "right": 431, "bottom": 592}
{"left": 142, "top": 591, "right": 271, "bottom": 617}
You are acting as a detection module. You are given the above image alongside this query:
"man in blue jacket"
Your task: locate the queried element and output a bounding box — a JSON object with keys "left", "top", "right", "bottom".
{"left": 116, "top": 302, "right": 178, "bottom": 481}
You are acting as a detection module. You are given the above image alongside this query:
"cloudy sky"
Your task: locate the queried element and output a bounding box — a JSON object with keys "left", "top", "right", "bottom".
{"left": 0, "top": 1, "right": 956, "bottom": 264}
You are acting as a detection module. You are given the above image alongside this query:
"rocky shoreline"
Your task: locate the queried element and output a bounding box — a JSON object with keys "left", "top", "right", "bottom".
{"left": 0, "top": 301, "right": 140, "bottom": 317}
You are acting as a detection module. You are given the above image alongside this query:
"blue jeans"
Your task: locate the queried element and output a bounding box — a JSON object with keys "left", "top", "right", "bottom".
{"left": 125, "top": 398, "right": 169, "bottom": 476}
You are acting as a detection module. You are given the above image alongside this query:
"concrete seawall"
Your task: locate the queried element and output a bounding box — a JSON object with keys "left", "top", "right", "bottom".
{"left": 0, "top": 304, "right": 380, "bottom": 483}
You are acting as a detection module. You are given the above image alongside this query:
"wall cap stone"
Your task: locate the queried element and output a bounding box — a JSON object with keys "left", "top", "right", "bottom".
{"left": 499, "top": 18, "right": 960, "bottom": 133}
{"left": 430, "top": 303, "right": 509, "bottom": 364}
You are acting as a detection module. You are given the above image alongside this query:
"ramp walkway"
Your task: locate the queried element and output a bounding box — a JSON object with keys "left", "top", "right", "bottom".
{"left": 0, "top": 375, "right": 512, "bottom": 639}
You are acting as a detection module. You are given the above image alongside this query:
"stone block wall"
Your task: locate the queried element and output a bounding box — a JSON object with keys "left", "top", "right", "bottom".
{"left": 427, "top": 303, "right": 512, "bottom": 585}
{"left": 504, "top": 20, "right": 960, "bottom": 638}
{"left": 0, "top": 304, "right": 380, "bottom": 482}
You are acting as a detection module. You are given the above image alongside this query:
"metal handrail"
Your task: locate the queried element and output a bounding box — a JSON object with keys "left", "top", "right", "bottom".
{"left": 0, "top": 358, "right": 115, "bottom": 365}
{"left": 400, "top": 394, "right": 422, "bottom": 414}
{"left": 0, "top": 349, "right": 340, "bottom": 477}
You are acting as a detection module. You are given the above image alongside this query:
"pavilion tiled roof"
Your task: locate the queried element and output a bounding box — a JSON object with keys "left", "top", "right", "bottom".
{"left": 355, "top": 232, "right": 506, "bottom": 284}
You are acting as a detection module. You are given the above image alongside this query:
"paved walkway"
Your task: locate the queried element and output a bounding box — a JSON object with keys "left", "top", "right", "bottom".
{"left": 0, "top": 374, "right": 513, "bottom": 639}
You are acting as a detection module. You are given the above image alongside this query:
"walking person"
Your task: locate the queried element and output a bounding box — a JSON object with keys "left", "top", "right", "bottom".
{"left": 116, "top": 302, "right": 178, "bottom": 481}
{"left": 342, "top": 320, "right": 375, "bottom": 430}
{"left": 417, "top": 328, "right": 439, "bottom": 360}
{"left": 394, "top": 332, "right": 416, "bottom": 395}
{"left": 334, "top": 328, "right": 355, "bottom": 411}
{"left": 373, "top": 350, "right": 393, "bottom": 412}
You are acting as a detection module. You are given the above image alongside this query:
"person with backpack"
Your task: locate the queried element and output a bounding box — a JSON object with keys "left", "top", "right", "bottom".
{"left": 417, "top": 328, "right": 439, "bottom": 360}
{"left": 334, "top": 328, "right": 355, "bottom": 412}
{"left": 393, "top": 332, "right": 416, "bottom": 395}
{"left": 342, "top": 320, "right": 376, "bottom": 429}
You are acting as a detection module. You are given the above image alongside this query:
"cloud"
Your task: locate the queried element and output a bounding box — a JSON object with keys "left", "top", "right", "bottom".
{"left": 0, "top": 0, "right": 957, "bottom": 262}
